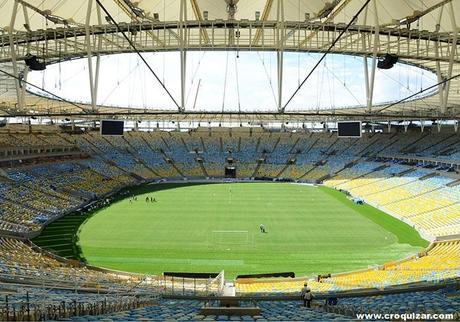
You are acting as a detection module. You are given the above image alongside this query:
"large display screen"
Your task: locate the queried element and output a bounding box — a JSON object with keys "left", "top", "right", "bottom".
{"left": 101, "top": 120, "right": 124, "bottom": 136}
{"left": 337, "top": 121, "right": 362, "bottom": 138}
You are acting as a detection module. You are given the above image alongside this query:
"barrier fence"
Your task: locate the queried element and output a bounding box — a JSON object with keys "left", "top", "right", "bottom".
{"left": 157, "top": 270, "right": 225, "bottom": 296}
{"left": 0, "top": 291, "right": 157, "bottom": 321}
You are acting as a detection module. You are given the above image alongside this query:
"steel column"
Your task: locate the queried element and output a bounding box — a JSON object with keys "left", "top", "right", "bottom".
{"left": 442, "top": 1, "right": 458, "bottom": 112}
{"left": 179, "top": 0, "right": 187, "bottom": 112}
{"left": 277, "top": 0, "right": 284, "bottom": 112}
{"left": 85, "top": 0, "right": 97, "bottom": 111}
{"left": 367, "top": 0, "right": 379, "bottom": 113}
{"left": 8, "top": 1, "right": 21, "bottom": 110}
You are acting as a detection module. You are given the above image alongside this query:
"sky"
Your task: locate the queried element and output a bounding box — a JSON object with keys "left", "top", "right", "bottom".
{"left": 26, "top": 51, "right": 438, "bottom": 112}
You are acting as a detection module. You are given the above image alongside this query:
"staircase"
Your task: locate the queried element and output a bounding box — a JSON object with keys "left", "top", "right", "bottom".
{"left": 371, "top": 132, "right": 400, "bottom": 155}
{"left": 419, "top": 172, "right": 438, "bottom": 181}
{"left": 447, "top": 179, "right": 460, "bottom": 187}
{"left": 200, "top": 137, "right": 206, "bottom": 152}
{"left": 357, "top": 135, "right": 382, "bottom": 155}
{"left": 332, "top": 163, "right": 388, "bottom": 189}
{"left": 81, "top": 136, "right": 102, "bottom": 154}
{"left": 123, "top": 136, "right": 160, "bottom": 178}
{"left": 303, "top": 137, "right": 319, "bottom": 155}
{"left": 324, "top": 138, "right": 339, "bottom": 154}
{"left": 400, "top": 133, "right": 430, "bottom": 153}
{"left": 255, "top": 137, "right": 261, "bottom": 153}
{"left": 180, "top": 137, "right": 189, "bottom": 150}
{"left": 380, "top": 185, "right": 446, "bottom": 207}
{"left": 272, "top": 137, "right": 281, "bottom": 153}
{"left": 288, "top": 138, "right": 300, "bottom": 153}
{"left": 297, "top": 164, "right": 317, "bottom": 180}
{"left": 161, "top": 136, "right": 171, "bottom": 150}
{"left": 198, "top": 159, "right": 209, "bottom": 177}
{"left": 436, "top": 138, "right": 460, "bottom": 156}
{"left": 363, "top": 175, "right": 421, "bottom": 198}
{"left": 251, "top": 161, "right": 263, "bottom": 178}
{"left": 166, "top": 158, "right": 185, "bottom": 178}
{"left": 276, "top": 163, "right": 292, "bottom": 178}
{"left": 419, "top": 133, "right": 458, "bottom": 154}
{"left": 395, "top": 168, "right": 416, "bottom": 177}
{"left": 326, "top": 160, "right": 356, "bottom": 180}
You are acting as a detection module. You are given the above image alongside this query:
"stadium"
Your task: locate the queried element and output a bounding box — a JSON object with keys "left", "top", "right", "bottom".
{"left": 0, "top": 0, "right": 459, "bottom": 320}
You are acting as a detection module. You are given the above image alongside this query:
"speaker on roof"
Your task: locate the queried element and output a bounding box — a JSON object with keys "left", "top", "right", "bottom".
{"left": 377, "top": 53, "right": 399, "bottom": 70}
{"left": 24, "top": 55, "right": 46, "bottom": 71}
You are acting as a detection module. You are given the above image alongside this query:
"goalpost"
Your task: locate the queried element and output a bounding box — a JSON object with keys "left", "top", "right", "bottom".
{"left": 210, "top": 230, "right": 254, "bottom": 247}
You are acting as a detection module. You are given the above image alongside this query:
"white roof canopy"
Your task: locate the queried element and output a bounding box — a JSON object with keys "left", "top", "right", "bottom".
{"left": 0, "top": 0, "right": 458, "bottom": 121}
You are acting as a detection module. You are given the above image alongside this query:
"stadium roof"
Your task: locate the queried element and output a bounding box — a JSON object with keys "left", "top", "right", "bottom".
{"left": 0, "top": 0, "right": 459, "bottom": 123}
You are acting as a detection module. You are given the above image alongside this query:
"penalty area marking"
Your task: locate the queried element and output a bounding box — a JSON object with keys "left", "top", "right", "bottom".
{"left": 210, "top": 230, "right": 254, "bottom": 248}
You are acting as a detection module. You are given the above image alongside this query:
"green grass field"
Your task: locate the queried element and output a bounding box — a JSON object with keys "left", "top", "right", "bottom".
{"left": 74, "top": 182, "right": 428, "bottom": 278}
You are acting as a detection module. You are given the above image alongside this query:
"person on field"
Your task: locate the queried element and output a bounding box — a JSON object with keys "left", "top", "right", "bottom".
{"left": 300, "top": 283, "right": 313, "bottom": 308}
{"left": 259, "top": 224, "right": 266, "bottom": 233}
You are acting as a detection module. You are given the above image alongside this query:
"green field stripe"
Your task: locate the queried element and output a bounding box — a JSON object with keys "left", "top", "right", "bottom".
{"left": 72, "top": 182, "right": 426, "bottom": 278}
{"left": 318, "top": 186, "right": 428, "bottom": 247}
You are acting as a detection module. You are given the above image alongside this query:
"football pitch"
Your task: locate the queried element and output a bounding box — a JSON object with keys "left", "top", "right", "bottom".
{"left": 76, "top": 182, "right": 428, "bottom": 278}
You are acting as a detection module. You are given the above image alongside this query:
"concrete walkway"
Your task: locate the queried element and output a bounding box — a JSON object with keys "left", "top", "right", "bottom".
{"left": 222, "top": 281, "right": 236, "bottom": 296}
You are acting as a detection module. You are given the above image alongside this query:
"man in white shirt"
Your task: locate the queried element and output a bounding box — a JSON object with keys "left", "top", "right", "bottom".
{"left": 259, "top": 224, "right": 266, "bottom": 233}
{"left": 301, "top": 283, "right": 313, "bottom": 307}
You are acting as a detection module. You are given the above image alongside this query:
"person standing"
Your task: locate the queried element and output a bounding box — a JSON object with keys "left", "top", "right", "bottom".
{"left": 300, "top": 283, "right": 313, "bottom": 308}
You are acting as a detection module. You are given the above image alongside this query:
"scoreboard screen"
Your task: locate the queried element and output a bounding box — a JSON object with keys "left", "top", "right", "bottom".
{"left": 101, "top": 120, "right": 124, "bottom": 136}
{"left": 337, "top": 121, "right": 362, "bottom": 138}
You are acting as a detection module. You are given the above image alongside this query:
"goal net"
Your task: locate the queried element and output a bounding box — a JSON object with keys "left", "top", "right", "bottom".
{"left": 210, "top": 230, "right": 253, "bottom": 248}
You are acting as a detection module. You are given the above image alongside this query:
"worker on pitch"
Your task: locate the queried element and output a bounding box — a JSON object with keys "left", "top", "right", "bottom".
{"left": 259, "top": 224, "right": 266, "bottom": 233}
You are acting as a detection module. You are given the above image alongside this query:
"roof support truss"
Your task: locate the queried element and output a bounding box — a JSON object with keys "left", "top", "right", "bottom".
{"left": 0, "top": 17, "right": 459, "bottom": 118}
{"left": 442, "top": 1, "right": 458, "bottom": 113}
{"left": 252, "top": 0, "right": 274, "bottom": 46}
{"left": 112, "top": 0, "right": 166, "bottom": 47}
{"left": 190, "top": 0, "right": 210, "bottom": 44}
{"left": 2, "top": 21, "right": 458, "bottom": 64}
{"left": 297, "top": 0, "right": 353, "bottom": 48}
{"left": 8, "top": 1, "right": 22, "bottom": 111}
